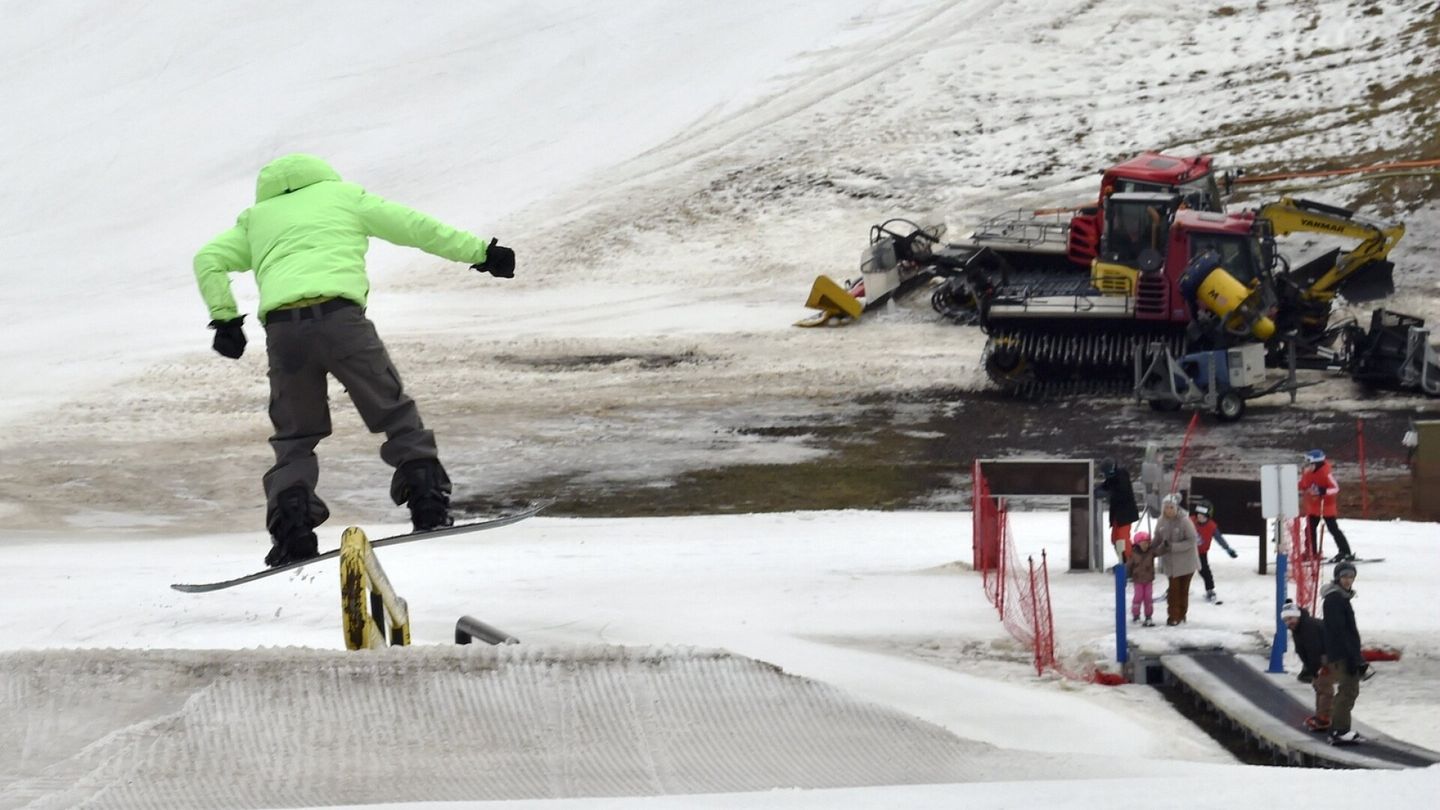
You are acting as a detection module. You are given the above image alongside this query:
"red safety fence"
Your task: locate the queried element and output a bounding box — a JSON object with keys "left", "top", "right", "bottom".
{"left": 1319, "top": 417, "right": 1411, "bottom": 519}
{"left": 1170, "top": 412, "right": 1203, "bottom": 494}
{"left": 1288, "top": 516, "right": 1325, "bottom": 614}
{"left": 974, "top": 465, "right": 1057, "bottom": 676}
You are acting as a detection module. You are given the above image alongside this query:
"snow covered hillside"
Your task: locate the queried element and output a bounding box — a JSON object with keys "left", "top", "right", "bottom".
{"left": 1, "top": 0, "right": 1438, "bottom": 529}
{"left": 0, "top": 1, "right": 1438, "bottom": 807}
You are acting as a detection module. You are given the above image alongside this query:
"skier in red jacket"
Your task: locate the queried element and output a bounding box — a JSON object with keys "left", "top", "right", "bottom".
{"left": 1298, "top": 449, "right": 1355, "bottom": 563}
{"left": 1189, "top": 500, "right": 1237, "bottom": 602}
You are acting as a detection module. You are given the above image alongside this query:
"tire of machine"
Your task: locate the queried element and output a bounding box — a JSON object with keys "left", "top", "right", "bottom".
{"left": 1216, "top": 391, "right": 1246, "bottom": 422}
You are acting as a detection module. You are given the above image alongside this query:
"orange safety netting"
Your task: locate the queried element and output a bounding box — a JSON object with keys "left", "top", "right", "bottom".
{"left": 974, "top": 464, "right": 1057, "bottom": 676}
{"left": 1288, "top": 516, "right": 1325, "bottom": 614}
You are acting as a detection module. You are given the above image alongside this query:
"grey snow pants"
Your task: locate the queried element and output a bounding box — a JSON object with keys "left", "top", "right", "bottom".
{"left": 261, "top": 301, "right": 440, "bottom": 527}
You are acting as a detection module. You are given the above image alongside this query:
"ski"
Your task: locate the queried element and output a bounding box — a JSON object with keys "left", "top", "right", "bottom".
{"left": 171, "top": 499, "right": 554, "bottom": 593}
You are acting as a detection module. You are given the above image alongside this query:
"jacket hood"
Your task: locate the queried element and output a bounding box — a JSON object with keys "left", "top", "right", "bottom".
{"left": 1320, "top": 581, "right": 1354, "bottom": 600}
{"left": 255, "top": 154, "right": 342, "bottom": 202}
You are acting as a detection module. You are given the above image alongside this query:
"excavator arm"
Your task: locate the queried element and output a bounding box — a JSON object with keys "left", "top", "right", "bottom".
{"left": 1256, "top": 196, "right": 1405, "bottom": 304}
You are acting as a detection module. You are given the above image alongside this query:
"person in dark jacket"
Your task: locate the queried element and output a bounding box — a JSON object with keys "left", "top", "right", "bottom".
{"left": 1321, "top": 561, "right": 1365, "bottom": 745}
{"left": 1282, "top": 600, "right": 1334, "bottom": 730}
{"left": 1097, "top": 458, "right": 1140, "bottom": 564}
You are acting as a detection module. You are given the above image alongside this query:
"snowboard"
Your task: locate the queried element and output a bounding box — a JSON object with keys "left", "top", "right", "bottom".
{"left": 171, "top": 499, "right": 554, "bottom": 593}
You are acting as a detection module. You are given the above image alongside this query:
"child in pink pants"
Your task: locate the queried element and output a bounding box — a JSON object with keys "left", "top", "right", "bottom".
{"left": 1129, "top": 531, "right": 1158, "bottom": 627}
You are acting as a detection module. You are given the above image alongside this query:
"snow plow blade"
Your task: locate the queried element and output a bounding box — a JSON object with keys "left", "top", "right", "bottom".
{"left": 795, "top": 275, "right": 863, "bottom": 328}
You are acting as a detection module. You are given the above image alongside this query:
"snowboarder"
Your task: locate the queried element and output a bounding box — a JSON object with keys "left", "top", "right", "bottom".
{"left": 1299, "top": 449, "right": 1355, "bottom": 563}
{"left": 1152, "top": 493, "right": 1201, "bottom": 626}
{"left": 193, "top": 153, "right": 516, "bottom": 567}
{"left": 1281, "top": 599, "right": 1334, "bottom": 731}
{"left": 1096, "top": 457, "right": 1140, "bottom": 564}
{"left": 1189, "top": 500, "right": 1236, "bottom": 602}
{"left": 1321, "top": 561, "right": 1366, "bottom": 745}
{"left": 1128, "top": 531, "right": 1158, "bottom": 627}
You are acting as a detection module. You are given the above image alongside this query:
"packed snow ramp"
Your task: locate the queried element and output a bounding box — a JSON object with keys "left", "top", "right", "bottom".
{"left": 2, "top": 646, "right": 1059, "bottom": 808}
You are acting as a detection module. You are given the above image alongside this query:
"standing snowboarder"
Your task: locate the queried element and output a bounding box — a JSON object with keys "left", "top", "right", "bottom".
{"left": 194, "top": 153, "right": 516, "bottom": 567}
{"left": 1299, "top": 449, "right": 1355, "bottom": 562}
{"left": 1322, "top": 561, "right": 1366, "bottom": 745}
{"left": 1097, "top": 457, "right": 1140, "bottom": 565}
{"left": 1282, "top": 599, "right": 1334, "bottom": 731}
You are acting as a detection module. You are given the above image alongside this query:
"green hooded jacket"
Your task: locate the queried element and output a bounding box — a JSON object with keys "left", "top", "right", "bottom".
{"left": 194, "top": 154, "right": 492, "bottom": 323}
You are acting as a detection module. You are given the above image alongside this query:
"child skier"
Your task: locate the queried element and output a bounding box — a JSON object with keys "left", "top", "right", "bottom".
{"left": 1282, "top": 600, "right": 1334, "bottom": 731}
{"left": 1128, "top": 531, "right": 1158, "bottom": 627}
{"left": 1190, "top": 500, "right": 1237, "bottom": 602}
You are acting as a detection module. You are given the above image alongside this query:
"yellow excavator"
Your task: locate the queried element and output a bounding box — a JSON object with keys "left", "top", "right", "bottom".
{"left": 1255, "top": 196, "right": 1406, "bottom": 337}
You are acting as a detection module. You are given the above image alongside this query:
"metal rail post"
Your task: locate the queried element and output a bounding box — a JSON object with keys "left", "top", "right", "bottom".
{"left": 1115, "top": 562, "right": 1128, "bottom": 665}
{"left": 1267, "top": 538, "right": 1288, "bottom": 673}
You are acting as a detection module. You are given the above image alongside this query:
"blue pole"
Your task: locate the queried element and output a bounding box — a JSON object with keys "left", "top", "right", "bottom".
{"left": 1115, "top": 562, "right": 1128, "bottom": 664}
{"left": 1267, "top": 549, "right": 1288, "bottom": 673}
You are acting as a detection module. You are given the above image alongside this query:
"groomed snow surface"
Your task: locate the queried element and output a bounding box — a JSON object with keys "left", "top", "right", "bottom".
{"left": 2, "top": 0, "right": 1439, "bottom": 807}
{"left": 3, "top": 514, "right": 1438, "bottom": 808}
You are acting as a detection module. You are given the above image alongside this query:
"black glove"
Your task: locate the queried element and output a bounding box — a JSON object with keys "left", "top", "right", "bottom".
{"left": 209, "top": 316, "right": 246, "bottom": 359}
{"left": 1297, "top": 670, "right": 1315, "bottom": 684}
{"left": 1227, "top": 548, "right": 1238, "bottom": 559}
{"left": 471, "top": 238, "right": 515, "bottom": 279}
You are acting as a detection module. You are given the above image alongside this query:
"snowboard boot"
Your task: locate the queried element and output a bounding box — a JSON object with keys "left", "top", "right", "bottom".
{"left": 392, "top": 458, "right": 454, "bottom": 532}
{"left": 265, "top": 485, "right": 325, "bottom": 568}
{"left": 1328, "top": 729, "right": 1360, "bottom": 746}
{"left": 1143, "top": 617, "right": 1155, "bottom": 627}
{"left": 1304, "top": 715, "right": 1331, "bottom": 732}
{"left": 1205, "top": 590, "right": 1217, "bottom": 602}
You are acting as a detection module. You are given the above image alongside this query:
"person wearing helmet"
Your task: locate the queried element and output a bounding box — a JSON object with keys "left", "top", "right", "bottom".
{"left": 194, "top": 154, "right": 517, "bottom": 568}
{"left": 1298, "top": 449, "right": 1355, "bottom": 563}
{"left": 1128, "top": 531, "right": 1158, "bottom": 627}
{"left": 1096, "top": 457, "right": 1140, "bottom": 565}
{"left": 1321, "top": 561, "right": 1365, "bottom": 745}
{"left": 1152, "top": 493, "right": 1201, "bottom": 625}
{"left": 1189, "top": 500, "right": 1237, "bottom": 602}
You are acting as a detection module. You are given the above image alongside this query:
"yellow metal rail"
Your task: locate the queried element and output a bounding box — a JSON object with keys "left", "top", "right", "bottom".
{"left": 339, "top": 527, "right": 412, "bottom": 650}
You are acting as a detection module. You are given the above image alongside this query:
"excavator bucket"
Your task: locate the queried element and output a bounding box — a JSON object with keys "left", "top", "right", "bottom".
{"left": 1335, "top": 260, "right": 1395, "bottom": 303}
{"left": 795, "top": 275, "right": 863, "bottom": 327}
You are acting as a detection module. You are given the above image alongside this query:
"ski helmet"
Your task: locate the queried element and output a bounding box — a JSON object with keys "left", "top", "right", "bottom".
{"left": 1333, "top": 560, "right": 1358, "bottom": 580}
{"left": 1305, "top": 449, "right": 1326, "bottom": 464}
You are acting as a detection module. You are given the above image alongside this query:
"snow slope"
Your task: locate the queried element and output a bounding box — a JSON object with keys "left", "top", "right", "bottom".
{"left": 2, "top": 513, "right": 1438, "bottom": 807}
{"left": 1, "top": 1, "right": 1438, "bottom": 807}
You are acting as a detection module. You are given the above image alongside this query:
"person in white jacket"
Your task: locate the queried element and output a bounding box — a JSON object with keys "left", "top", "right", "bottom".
{"left": 1152, "top": 494, "right": 1201, "bottom": 625}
